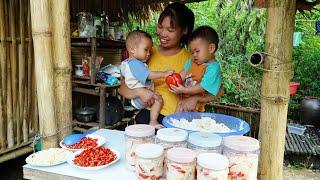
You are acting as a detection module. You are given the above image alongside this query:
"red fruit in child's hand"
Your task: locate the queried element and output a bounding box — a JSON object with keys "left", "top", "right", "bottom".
{"left": 165, "top": 73, "right": 183, "bottom": 89}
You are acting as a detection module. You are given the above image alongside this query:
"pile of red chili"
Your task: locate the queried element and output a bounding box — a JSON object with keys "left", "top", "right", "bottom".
{"left": 66, "top": 137, "right": 98, "bottom": 149}
{"left": 73, "top": 147, "right": 117, "bottom": 167}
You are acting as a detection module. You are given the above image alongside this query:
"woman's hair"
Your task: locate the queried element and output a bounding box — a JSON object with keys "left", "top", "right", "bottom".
{"left": 158, "top": 2, "right": 195, "bottom": 47}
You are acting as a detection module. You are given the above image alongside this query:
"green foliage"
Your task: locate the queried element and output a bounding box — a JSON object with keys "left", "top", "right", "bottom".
{"left": 289, "top": 11, "right": 320, "bottom": 120}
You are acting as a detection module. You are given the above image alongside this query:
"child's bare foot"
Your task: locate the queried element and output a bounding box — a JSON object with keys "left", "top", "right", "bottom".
{"left": 149, "top": 122, "right": 165, "bottom": 129}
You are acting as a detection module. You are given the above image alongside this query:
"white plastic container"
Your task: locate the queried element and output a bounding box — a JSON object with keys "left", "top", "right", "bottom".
{"left": 125, "top": 124, "right": 155, "bottom": 171}
{"left": 188, "top": 132, "right": 222, "bottom": 155}
{"left": 223, "top": 136, "right": 260, "bottom": 180}
{"left": 155, "top": 128, "right": 188, "bottom": 152}
{"left": 196, "top": 153, "right": 229, "bottom": 180}
{"left": 166, "top": 147, "right": 196, "bottom": 180}
{"left": 135, "top": 144, "right": 164, "bottom": 180}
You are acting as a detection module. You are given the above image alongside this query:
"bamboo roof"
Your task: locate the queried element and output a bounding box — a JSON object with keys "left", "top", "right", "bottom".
{"left": 70, "top": 0, "right": 206, "bottom": 23}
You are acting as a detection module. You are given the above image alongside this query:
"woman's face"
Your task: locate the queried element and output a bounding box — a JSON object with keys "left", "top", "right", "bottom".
{"left": 156, "top": 16, "right": 185, "bottom": 49}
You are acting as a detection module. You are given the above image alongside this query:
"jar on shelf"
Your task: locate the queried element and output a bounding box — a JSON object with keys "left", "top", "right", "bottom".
{"left": 166, "top": 147, "right": 196, "bottom": 180}
{"left": 125, "top": 124, "right": 155, "bottom": 171}
{"left": 187, "top": 132, "right": 222, "bottom": 155}
{"left": 135, "top": 143, "right": 164, "bottom": 180}
{"left": 223, "top": 136, "right": 260, "bottom": 180}
{"left": 155, "top": 128, "right": 188, "bottom": 152}
{"left": 196, "top": 153, "right": 229, "bottom": 180}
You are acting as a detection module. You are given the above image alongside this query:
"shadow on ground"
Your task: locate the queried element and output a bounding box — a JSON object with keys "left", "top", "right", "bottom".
{"left": 1, "top": 154, "right": 28, "bottom": 180}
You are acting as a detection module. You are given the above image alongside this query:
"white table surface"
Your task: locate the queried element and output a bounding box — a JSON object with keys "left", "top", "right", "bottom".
{"left": 23, "top": 129, "right": 136, "bottom": 180}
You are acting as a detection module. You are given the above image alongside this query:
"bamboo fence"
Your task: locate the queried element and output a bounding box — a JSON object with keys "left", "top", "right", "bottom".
{"left": 0, "top": 0, "right": 38, "bottom": 162}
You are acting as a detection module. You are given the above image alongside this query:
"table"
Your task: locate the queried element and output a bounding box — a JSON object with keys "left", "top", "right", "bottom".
{"left": 23, "top": 129, "right": 136, "bottom": 180}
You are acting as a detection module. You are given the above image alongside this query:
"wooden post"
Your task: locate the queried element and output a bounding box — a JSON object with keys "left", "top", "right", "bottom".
{"left": 51, "top": 0, "right": 73, "bottom": 141}
{"left": 90, "top": 37, "right": 97, "bottom": 84}
{"left": 99, "top": 85, "right": 106, "bottom": 128}
{"left": 258, "top": 1, "right": 296, "bottom": 180}
{"left": 30, "top": 0, "right": 58, "bottom": 148}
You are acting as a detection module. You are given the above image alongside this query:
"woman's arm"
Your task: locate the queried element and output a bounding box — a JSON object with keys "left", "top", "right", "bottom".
{"left": 118, "top": 78, "right": 158, "bottom": 107}
{"left": 176, "top": 87, "right": 224, "bottom": 112}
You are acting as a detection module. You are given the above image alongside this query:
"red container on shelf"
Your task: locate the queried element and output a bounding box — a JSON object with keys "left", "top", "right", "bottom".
{"left": 290, "top": 82, "right": 300, "bottom": 95}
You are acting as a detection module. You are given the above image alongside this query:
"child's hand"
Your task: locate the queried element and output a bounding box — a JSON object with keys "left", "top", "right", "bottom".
{"left": 169, "top": 83, "right": 185, "bottom": 94}
{"left": 163, "top": 70, "right": 174, "bottom": 77}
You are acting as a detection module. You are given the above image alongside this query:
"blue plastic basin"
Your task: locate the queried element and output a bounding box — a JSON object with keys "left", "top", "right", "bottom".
{"left": 162, "top": 112, "right": 250, "bottom": 137}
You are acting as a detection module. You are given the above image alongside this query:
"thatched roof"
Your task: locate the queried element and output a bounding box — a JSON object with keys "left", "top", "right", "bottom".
{"left": 70, "top": 0, "right": 206, "bottom": 23}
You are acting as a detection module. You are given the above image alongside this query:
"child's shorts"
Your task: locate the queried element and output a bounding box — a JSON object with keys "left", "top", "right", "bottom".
{"left": 131, "top": 98, "right": 145, "bottom": 109}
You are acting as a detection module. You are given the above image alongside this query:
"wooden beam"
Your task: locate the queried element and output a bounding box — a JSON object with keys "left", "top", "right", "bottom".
{"left": 51, "top": 0, "right": 73, "bottom": 141}
{"left": 258, "top": 1, "right": 296, "bottom": 180}
{"left": 30, "top": 0, "right": 58, "bottom": 149}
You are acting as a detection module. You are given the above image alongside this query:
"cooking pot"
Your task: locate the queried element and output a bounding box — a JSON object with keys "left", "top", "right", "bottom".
{"left": 97, "top": 96, "right": 124, "bottom": 125}
{"left": 300, "top": 96, "right": 320, "bottom": 127}
{"left": 75, "top": 107, "right": 96, "bottom": 123}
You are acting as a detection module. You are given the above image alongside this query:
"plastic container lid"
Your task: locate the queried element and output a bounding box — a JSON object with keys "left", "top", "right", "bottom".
{"left": 156, "top": 128, "right": 188, "bottom": 142}
{"left": 135, "top": 143, "right": 164, "bottom": 159}
{"left": 223, "top": 136, "right": 260, "bottom": 152}
{"left": 125, "top": 124, "right": 155, "bottom": 137}
{"left": 167, "top": 147, "right": 196, "bottom": 163}
{"left": 197, "top": 153, "right": 229, "bottom": 170}
{"left": 188, "top": 132, "right": 222, "bottom": 148}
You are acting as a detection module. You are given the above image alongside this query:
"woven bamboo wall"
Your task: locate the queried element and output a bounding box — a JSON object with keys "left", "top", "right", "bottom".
{"left": 207, "top": 103, "right": 261, "bottom": 138}
{"left": 0, "top": 0, "right": 37, "bottom": 161}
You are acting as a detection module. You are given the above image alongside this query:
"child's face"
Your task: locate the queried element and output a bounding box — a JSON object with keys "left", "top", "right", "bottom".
{"left": 189, "top": 38, "right": 215, "bottom": 65}
{"left": 133, "top": 37, "right": 153, "bottom": 62}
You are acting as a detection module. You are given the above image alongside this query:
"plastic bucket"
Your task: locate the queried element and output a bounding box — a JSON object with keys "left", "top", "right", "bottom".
{"left": 290, "top": 82, "right": 300, "bottom": 95}
{"left": 162, "top": 112, "right": 250, "bottom": 137}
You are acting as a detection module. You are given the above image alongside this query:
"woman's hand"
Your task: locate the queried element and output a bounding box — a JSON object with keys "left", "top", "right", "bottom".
{"left": 176, "top": 96, "right": 199, "bottom": 112}
{"left": 137, "top": 88, "right": 157, "bottom": 107}
{"left": 169, "top": 83, "right": 186, "bottom": 94}
{"left": 119, "top": 78, "right": 157, "bottom": 107}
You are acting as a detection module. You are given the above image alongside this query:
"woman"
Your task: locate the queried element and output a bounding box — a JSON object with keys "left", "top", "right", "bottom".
{"left": 119, "top": 2, "right": 222, "bottom": 124}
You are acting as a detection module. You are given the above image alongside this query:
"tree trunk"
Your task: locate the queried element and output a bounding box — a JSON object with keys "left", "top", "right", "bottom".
{"left": 30, "top": 0, "right": 58, "bottom": 149}
{"left": 258, "top": 1, "right": 296, "bottom": 180}
{"left": 51, "top": 0, "right": 72, "bottom": 141}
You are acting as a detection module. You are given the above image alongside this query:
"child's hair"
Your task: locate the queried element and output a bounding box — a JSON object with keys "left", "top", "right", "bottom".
{"left": 158, "top": 2, "right": 194, "bottom": 47}
{"left": 189, "top": 26, "right": 219, "bottom": 52}
{"left": 126, "top": 30, "right": 152, "bottom": 49}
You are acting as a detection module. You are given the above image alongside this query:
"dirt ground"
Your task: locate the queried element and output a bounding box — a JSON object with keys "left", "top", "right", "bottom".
{"left": 283, "top": 167, "right": 320, "bottom": 180}
{"left": 1, "top": 154, "right": 320, "bottom": 180}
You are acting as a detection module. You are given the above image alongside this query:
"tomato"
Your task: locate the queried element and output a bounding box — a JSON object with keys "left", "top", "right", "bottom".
{"left": 66, "top": 137, "right": 98, "bottom": 149}
{"left": 73, "top": 147, "right": 117, "bottom": 167}
{"left": 165, "top": 73, "right": 183, "bottom": 89}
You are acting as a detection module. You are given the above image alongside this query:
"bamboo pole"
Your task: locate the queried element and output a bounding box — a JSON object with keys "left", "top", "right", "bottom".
{"left": 0, "top": 0, "right": 7, "bottom": 150}
{"left": 30, "top": 0, "right": 58, "bottom": 148}
{"left": 19, "top": 0, "right": 27, "bottom": 143}
{"left": 6, "top": 0, "right": 14, "bottom": 149}
{"left": 0, "top": 0, "right": 6, "bottom": 105}
{"left": 51, "top": 0, "right": 73, "bottom": 141}
{"left": 9, "top": 0, "right": 19, "bottom": 145}
{"left": 258, "top": 1, "right": 296, "bottom": 180}
{"left": 26, "top": 0, "right": 34, "bottom": 133}
{"left": 0, "top": 145, "right": 33, "bottom": 163}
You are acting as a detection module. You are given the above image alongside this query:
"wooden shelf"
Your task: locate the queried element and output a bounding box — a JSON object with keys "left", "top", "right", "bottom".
{"left": 73, "top": 118, "right": 134, "bottom": 132}
{"left": 71, "top": 37, "right": 125, "bottom": 48}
